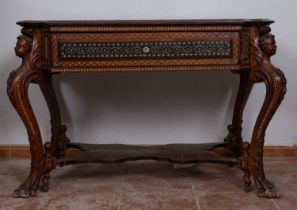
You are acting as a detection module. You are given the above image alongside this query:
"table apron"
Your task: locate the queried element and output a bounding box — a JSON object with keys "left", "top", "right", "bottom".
{"left": 49, "top": 32, "right": 242, "bottom": 70}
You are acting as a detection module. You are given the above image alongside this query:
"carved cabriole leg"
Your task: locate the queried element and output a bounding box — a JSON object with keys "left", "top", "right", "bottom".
{"left": 7, "top": 28, "right": 56, "bottom": 198}
{"left": 39, "top": 73, "right": 69, "bottom": 157}
{"left": 8, "top": 67, "right": 45, "bottom": 198}
{"left": 7, "top": 41, "right": 45, "bottom": 197}
{"left": 248, "top": 65, "right": 286, "bottom": 198}
{"left": 224, "top": 70, "right": 254, "bottom": 191}
{"left": 244, "top": 26, "right": 287, "bottom": 198}
{"left": 39, "top": 73, "right": 70, "bottom": 192}
{"left": 225, "top": 71, "right": 253, "bottom": 158}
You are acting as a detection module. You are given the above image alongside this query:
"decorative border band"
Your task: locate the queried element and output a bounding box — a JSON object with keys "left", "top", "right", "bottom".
{"left": 59, "top": 40, "right": 232, "bottom": 59}
{"left": 52, "top": 32, "right": 240, "bottom": 67}
{"left": 50, "top": 65, "right": 247, "bottom": 73}
{"left": 50, "top": 26, "right": 242, "bottom": 33}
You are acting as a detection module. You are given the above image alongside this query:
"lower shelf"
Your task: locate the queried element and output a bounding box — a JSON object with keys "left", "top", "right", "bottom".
{"left": 58, "top": 142, "right": 237, "bottom": 166}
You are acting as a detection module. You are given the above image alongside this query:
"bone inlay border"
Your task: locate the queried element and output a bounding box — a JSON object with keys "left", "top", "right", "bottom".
{"left": 60, "top": 40, "right": 232, "bottom": 59}
{"left": 50, "top": 65, "right": 246, "bottom": 73}
{"left": 50, "top": 25, "right": 242, "bottom": 32}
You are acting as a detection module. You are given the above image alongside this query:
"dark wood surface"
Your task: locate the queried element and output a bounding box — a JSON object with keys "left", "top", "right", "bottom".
{"left": 59, "top": 143, "right": 236, "bottom": 165}
{"left": 7, "top": 19, "right": 286, "bottom": 199}
{"left": 17, "top": 19, "right": 274, "bottom": 27}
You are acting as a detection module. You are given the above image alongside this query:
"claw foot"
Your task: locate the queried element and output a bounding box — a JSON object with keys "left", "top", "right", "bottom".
{"left": 13, "top": 184, "right": 38, "bottom": 198}
{"left": 257, "top": 188, "right": 280, "bottom": 198}
{"left": 40, "top": 172, "right": 50, "bottom": 192}
{"left": 255, "top": 180, "right": 280, "bottom": 198}
{"left": 12, "top": 171, "right": 43, "bottom": 198}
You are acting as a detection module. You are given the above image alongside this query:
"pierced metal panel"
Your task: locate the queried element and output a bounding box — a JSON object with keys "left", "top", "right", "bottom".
{"left": 59, "top": 40, "right": 232, "bottom": 59}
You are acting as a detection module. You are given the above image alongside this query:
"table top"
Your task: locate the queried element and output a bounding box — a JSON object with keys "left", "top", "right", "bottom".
{"left": 17, "top": 19, "right": 274, "bottom": 27}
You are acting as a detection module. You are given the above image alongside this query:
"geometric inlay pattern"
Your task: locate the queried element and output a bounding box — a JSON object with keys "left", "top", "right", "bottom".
{"left": 60, "top": 40, "right": 231, "bottom": 59}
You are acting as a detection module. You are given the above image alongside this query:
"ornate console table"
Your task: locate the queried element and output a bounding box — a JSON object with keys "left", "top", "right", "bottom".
{"left": 7, "top": 19, "right": 286, "bottom": 198}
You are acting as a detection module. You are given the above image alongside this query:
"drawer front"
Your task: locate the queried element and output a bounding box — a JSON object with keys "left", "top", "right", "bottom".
{"left": 51, "top": 32, "right": 240, "bottom": 68}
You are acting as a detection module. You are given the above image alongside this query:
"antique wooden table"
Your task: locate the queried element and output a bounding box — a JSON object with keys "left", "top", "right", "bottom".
{"left": 7, "top": 19, "right": 286, "bottom": 198}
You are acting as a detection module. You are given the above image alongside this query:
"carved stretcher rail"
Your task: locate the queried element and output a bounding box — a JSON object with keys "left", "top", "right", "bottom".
{"left": 59, "top": 143, "right": 236, "bottom": 165}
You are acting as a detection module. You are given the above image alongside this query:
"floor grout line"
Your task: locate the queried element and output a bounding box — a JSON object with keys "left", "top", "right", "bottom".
{"left": 36, "top": 193, "right": 49, "bottom": 210}
{"left": 271, "top": 199, "right": 282, "bottom": 210}
{"left": 189, "top": 177, "right": 201, "bottom": 210}
{"left": 117, "top": 165, "right": 125, "bottom": 210}
{"left": 117, "top": 182, "right": 123, "bottom": 210}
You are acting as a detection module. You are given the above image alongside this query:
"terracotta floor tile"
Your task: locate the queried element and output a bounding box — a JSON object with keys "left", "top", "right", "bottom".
{"left": 265, "top": 158, "right": 297, "bottom": 174}
{"left": 194, "top": 192, "right": 278, "bottom": 210}
{"left": 124, "top": 161, "right": 193, "bottom": 191}
{"left": 120, "top": 188, "right": 199, "bottom": 210}
{"left": 271, "top": 173, "right": 297, "bottom": 194}
{"left": 0, "top": 158, "right": 29, "bottom": 173}
{"left": 0, "top": 194, "right": 45, "bottom": 210}
{"left": 190, "top": 163, "right": 239, "bottom": 175}
{"left": 1, "top": 157, "right": 297, "bottom": 209}
{"left": 53, "top": 162, "right": 125, "bottom": 178}
{"left": 273, "top": 192, "right": 297, "bottom": 210}
{"left": 48, "top": 164, "right": 124, "bottom": 195}
{"left": 0, "top": 186, "right": 15, "bottom": 198}
{"left": 48, "top": 177, "right": 122, "bottom": 196}
{"left": 190, "top": 165, "right": 245, "bottom": 194}
{"left": 124, "top": 172, "right": 192, "bottom": 192}
{"left": 39, "top": 192, "right": 119, "bottom": 210}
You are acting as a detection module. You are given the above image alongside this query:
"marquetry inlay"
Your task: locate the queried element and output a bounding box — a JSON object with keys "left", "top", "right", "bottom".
{"left": 59, "top": 40, "right": 232, "bottom": 59}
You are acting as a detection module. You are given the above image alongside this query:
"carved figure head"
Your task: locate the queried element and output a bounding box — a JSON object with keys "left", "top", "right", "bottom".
{"left": 15, "top": 35, "right": 32, "bottom": 57}
{"left": 259, "top": 34, "right": 277, "bottom": 57}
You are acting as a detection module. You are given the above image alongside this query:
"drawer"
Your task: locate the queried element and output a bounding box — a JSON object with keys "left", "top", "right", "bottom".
{"left": 51, "top": 32, "right": 240, "bottom": 68}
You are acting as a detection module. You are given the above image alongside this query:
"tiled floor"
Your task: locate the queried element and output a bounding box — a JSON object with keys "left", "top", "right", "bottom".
{"left": 0, "top": 158, "right": 296, "bottom": 210}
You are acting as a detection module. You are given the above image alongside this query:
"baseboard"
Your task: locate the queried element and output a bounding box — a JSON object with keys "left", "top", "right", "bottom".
{"left": 0, "top": 145, "right": 31, "bottom": 158}
{"left": 263, "top": 146, "right": 297, "bottom": 157}
{"left": 1, "top": 144, "right": 297, "bottom": 158}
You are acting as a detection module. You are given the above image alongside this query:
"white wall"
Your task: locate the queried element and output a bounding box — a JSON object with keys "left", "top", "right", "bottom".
{"left": 0, "top": 0, "right": 296, "bottom": 146}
